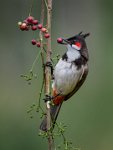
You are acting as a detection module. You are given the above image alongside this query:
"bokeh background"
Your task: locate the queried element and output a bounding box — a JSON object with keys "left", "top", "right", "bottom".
{"left": 0, "top": 0, "right": 113, "bottom": 150}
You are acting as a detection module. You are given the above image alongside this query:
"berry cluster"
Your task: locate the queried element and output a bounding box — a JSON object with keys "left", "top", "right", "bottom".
{"left": 18, "top": 16, "right": 50, "bottom": 47}
{"left": 31, "top": 39, "right": 41, "bottom": 47}
{"left": 18, "top": 16, "right": 39, "bottom": 31}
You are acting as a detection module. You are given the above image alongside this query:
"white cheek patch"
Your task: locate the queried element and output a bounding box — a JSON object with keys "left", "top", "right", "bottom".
{"left": 72, "top": 44, "right": 81, "bottom": 50}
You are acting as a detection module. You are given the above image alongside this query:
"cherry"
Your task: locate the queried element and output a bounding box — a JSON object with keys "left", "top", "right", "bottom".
{"left": 41, "top": 27, "right": 47, "bottom": 33}
{"left": 37, "top": 24, "right": 43, "bottom": 29}
{"left": 57, "top": 38, "right": 63, "bottom": 43}
{"left": 31, "top": 39, "right": 37, "bottom": 45}
{"left": 27, "top": 16, "right": 34, "bottom": 23}
{"left": 19, "top": 23, "right": 27, "bottom": 31}
{"left": 31, "top": 25, "right": 38, "bottom": 31}
{"left": 32, "top": 20, "right": 38, "bottom": 25}
{"left": 36, "top": 42, "right": 41, "bottom": 47}
{"left": 44, "top": 33, "right": 50, "bottom": 38}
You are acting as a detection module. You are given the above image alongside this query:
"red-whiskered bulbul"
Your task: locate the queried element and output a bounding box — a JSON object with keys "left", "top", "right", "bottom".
{"left": 40, "top": 32, "right": 90, "bottom": 131}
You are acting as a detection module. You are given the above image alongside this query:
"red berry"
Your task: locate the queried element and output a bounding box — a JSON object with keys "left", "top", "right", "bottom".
{"left": 27, "top": 16, "right": 34, "bottom": 23}
{"left": 32, "top": 20, "right": 38, "bottom": 25}
{"left": 57, "top": 38, "right": 63, "bottom": 43}
{"left": 36, "top": 42, "right": 41, "bottom": 47}
{"left": 31, "top": 39, "right": 37, "bottom": 45}
{"left": 31, "top": 25, "right": 37, "bottom": 31}
{"left": 20, "top": 23, "right": 27, "bottom": 31}
{"left": 41, "top": 27, "right": 47, "bottom": 33}
{"left": 44, "top": 33, "right": 50, "bottom": 38}
{"left": 37, "top": 24, "right": 42, "bottom": 29}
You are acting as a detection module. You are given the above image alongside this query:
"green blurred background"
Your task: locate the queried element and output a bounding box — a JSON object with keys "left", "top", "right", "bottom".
{"left": 0, "top": 0, "right": 113, "bottom": 150}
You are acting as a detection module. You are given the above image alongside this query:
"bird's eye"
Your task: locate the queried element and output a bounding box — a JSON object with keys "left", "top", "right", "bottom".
{"left": 74, "top": 41, "right": 81, "bottom": 48}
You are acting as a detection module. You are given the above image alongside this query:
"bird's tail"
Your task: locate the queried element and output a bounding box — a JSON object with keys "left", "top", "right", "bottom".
{"left": 40, "top": 91, "right": 64, "bottom": 131}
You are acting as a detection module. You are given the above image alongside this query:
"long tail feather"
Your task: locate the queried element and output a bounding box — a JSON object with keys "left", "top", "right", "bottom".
{"left": 40, "top": 103, "right": 62, "bottom": 131}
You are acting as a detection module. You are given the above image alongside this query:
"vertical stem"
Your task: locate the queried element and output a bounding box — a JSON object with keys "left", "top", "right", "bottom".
{"left": 45, "top": 0, "right": 54, "bottom": 149}
{"left": 45, "top": 1, "right": 52, "bottom": 94}
{"left": 40, "top": 0, "right": 45, "bottom": 91}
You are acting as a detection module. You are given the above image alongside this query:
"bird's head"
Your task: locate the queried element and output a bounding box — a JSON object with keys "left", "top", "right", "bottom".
{"left": 58, "top": 32, "right": 90, "bottom": 61}
{"left": 61, "top": 32, "right": 90, "bottom": 51}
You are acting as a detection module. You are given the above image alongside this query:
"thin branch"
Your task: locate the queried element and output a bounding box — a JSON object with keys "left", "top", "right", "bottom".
{"left": 37, "top": 78, "right": 45, "bottom": 114}
{"left": 46, "top": 0, "right": 52, "bottom": 131}
{"left": 44, "top": 0, "right": 48, "bottom": 10}
{"left": 45, "top": 0, "right": 54, "bottom": 150}
{"left": 30, "top": 50, "right": 41, "bottom": 72}
{"left": 40, "top": 0, "right": 46, "bottom": 92}
{"left": 39, "top": 0, "right": 54, "bottom": 149}
{"left": 29, "top": 0, "right": 34, "bottom": 16}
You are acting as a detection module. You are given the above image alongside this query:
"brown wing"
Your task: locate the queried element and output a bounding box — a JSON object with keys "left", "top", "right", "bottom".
{"left": 64, "top": 65, "right": 88, "bottom": 101}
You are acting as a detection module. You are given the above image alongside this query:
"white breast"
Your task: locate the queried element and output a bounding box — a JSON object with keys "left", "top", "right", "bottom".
{"left": 66, "top": 44, "right": 80, "bottom": 62}
{"left": 53, "top": 59, "right": 83, "bottom": 95}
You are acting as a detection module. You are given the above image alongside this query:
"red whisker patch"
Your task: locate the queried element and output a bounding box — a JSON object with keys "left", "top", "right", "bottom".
{"left": 74, "top": 42, "right": 81, "bottom": 48}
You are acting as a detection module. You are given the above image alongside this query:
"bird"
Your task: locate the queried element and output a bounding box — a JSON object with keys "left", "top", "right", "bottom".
{"left": 40, "top": 32, "right": 90, "bottom": 131}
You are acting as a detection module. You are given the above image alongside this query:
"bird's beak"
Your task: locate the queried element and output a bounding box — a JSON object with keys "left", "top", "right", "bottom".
{"left": 61, "top": 39, "right": 71, "bottom": 45}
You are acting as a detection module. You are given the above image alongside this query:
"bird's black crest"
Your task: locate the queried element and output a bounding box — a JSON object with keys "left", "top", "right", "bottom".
{"left": 66, "top": 32, "right": 90, "bottom": 41}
